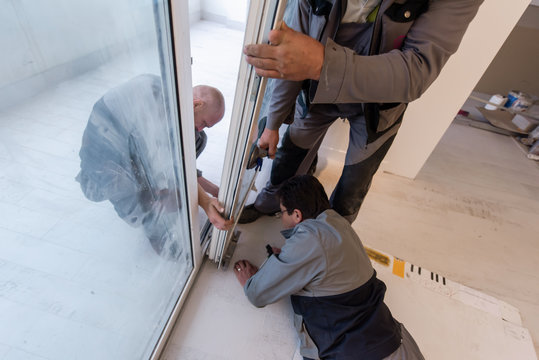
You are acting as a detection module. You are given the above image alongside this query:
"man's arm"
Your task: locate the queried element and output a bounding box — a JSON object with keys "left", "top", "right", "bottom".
{"left": 254, "top": 1, "right": 313, "bottom": 157}
{"left": 313, "top": 0, "right": 483, "bottom": 104}
{"left": 238, "top": 228, "right": 326, "bottom": 307}
{"left": 198, "top": 183, "right": 232, "bottom": 230}
{"left": 245, "top": 0, "right": 483, "bottom": 104}
{"left": 258, "top": 76, "right": 303, "bottom": 158}
{"left": 197, "top": 175, "right": 219, "bottom": 198}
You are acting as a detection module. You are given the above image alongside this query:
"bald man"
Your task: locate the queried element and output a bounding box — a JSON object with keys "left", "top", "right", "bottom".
{"left": 192, "top": 84, "right": 225, "bottom": 199}
{"left": 193, "top": 85, "right": 225, "bottom": 132}
{"left": 76, "top": 74, "right": 231, "bottom": 259}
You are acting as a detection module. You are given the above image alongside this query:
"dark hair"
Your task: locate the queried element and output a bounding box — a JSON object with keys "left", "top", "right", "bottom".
{"left": 278, "top": 175, "right": 330, "bottom": 220}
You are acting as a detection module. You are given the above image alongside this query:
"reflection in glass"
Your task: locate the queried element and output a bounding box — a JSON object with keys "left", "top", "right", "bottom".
{"left": 0, "top": 1, "right": 192, "bottom": 359}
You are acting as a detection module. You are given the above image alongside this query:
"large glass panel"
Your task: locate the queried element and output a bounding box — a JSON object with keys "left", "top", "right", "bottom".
{"left": 0, "top": 1, "right": 193, "bottom": 359}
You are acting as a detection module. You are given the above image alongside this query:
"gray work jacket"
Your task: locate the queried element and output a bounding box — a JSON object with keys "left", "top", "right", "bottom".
{"left": 266, "top": 0, "right": 483, "bottom": 141}
{"left": 244, "top": 210, "right": 400, "bottom": 359}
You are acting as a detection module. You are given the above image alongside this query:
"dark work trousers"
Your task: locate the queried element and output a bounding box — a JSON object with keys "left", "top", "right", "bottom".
{"left": 302, "top": 323, "right": 424, "bottom": 360}
{"left": 254, "top": 104, "right": 399, "bottom": 223}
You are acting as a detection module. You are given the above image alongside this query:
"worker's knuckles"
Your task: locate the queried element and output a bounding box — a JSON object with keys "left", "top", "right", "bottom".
{"left": 274, "top": 47, "right": 297, "bottom": 75}
{"left": 252, "top": 44, "right": 278, "bottom": 59}
{"left": 253, "top": 58, "right": 270, "bottom": 70}
{"left": 244, "top": 44, "right": 258, "bottom": 56}
{"left": 268, "top": 29, "right": 285, "bottom": 45}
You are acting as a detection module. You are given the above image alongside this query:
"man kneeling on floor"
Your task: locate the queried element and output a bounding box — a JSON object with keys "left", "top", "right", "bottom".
{"left": 234, "top": 175, "right": 424, "bottom": 360}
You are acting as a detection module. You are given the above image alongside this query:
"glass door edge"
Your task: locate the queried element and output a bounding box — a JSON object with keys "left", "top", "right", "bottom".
{"left": 150, "top": 0, "right": 204, "bottom": 358}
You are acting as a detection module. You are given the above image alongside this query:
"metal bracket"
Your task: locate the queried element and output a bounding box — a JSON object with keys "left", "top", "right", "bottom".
{"left": 221, "top": 230, "right": 241, "bottom": 270}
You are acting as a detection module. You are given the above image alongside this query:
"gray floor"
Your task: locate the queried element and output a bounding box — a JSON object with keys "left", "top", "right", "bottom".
{"left": 337, "top": 122, "right": 539, "bottom": 355}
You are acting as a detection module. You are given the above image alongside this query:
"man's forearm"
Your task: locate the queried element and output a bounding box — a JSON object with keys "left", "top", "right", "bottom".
{"left": 197, "top": 176, "right": 219, "bottom": 198}
{"left": 312, "top": 0, "right": 484, "bottom": 104}
{"left": 265, "top": 80, "right": 303, "bottom": 130}
{"left": 197, "top": 183, "right": 232, "bottom": 231}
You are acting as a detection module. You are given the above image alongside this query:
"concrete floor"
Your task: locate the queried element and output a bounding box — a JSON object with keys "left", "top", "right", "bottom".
{"left": 334, "top": 122, "right": 539, "bottom": 356}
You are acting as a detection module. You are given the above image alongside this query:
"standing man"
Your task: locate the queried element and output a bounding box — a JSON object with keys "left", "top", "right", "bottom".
{"left": 240, "top": 0, "right": 484, "bottom": 223}
{"left": 77, "top": 74, "right": 232, "bottom": 259}
{"left": 234, "top": 175, "right": 424, "bottom": 359}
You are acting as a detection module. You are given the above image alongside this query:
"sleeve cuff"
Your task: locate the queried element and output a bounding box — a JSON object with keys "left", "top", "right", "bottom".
{"left": 265, "top": 115, "right": 282, "bottom": 131}
{"left": 312, "top": 38, "right": 348, "bottom": 104}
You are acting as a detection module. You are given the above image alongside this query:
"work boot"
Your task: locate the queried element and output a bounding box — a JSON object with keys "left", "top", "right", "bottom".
{"left": 238, "top": 204, "right": 266, "bottom": 224}
{"left": 238, "top": 202, "right": 281, "bottom": 224}
{"left": 239, "top": 182, "right": 281, "bottom": 224}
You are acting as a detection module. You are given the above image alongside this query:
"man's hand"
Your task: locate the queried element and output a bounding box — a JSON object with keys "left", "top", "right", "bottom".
{"left": 234, "top": 260, "right": 259, "bottom": 287}
{"left": 243, "top": 22, "right": 324, "bottom": 81}
{"left": 198, "top": 184, "right": 233, "bottom": 230}
{"left": 258, "top": 128, "right": 279, "bottom": 159}
{"left": 205, "top": 197, "right": 233, "bottom": 230}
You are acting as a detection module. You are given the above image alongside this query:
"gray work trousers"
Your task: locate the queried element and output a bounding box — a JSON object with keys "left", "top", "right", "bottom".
{"left": 254, "top": 104, "right": 399, "bottom": 222}
{"left": 302, "top": 323, "right": 424, "bottom": 360}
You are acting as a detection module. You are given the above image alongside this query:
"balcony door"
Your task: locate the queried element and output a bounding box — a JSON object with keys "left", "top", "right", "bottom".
{"left": 0, "top": 1, "right": 201, "bottom": 359}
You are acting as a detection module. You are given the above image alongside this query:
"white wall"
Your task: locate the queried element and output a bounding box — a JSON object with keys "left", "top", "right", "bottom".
{"left": 473, "top": 5, "right": 539, "bottom": 97}
{"left": 0, "top": 0, "right": 154, "bottom": 89}
{"left": 226, "top": 1, "right": 249, "bottom": 25}
{"left": 200, "top": 0, "right": 248, "bottom": 29}
{"left": 0, "top": 0, "right": 157, "bottom": 109}
{"left": 189, "top": 0, "right": 201, "bottom": 23}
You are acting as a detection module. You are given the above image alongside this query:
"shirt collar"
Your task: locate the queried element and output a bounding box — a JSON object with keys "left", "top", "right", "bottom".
{"left": 280, "top": 210, "right": 332, "bottom": 239}
{"left": 280, "top": 227, "right": 297, "bottom": 239}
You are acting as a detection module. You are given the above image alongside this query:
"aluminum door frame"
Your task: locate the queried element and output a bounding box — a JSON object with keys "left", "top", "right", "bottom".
{"left": 208, "top": 0, "right": 287, "bottom": 266}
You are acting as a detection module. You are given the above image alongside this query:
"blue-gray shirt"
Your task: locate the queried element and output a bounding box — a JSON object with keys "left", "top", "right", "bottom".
{"left": 244, "top": 210, "right": 401, "bottom": 359}
{"left": 245, "top": 209, "right": 374, "bottom": 305}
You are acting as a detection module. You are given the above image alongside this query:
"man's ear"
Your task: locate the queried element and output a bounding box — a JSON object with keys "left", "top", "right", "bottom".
{"left": 193, "top": 99, "right": 204, "bottom": 111}
{"left": 293, "top": 209, "right": 303, "bottom": 225}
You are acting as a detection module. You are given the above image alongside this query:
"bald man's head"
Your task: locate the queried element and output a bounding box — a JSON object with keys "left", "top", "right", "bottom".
{"left": 192, "top": 85, "right": 225, "bottom": 132}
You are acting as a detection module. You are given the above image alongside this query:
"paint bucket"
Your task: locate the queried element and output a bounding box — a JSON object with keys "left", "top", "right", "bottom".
{"left": 504, "top": 90, "right": 520, "bottom": 108}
